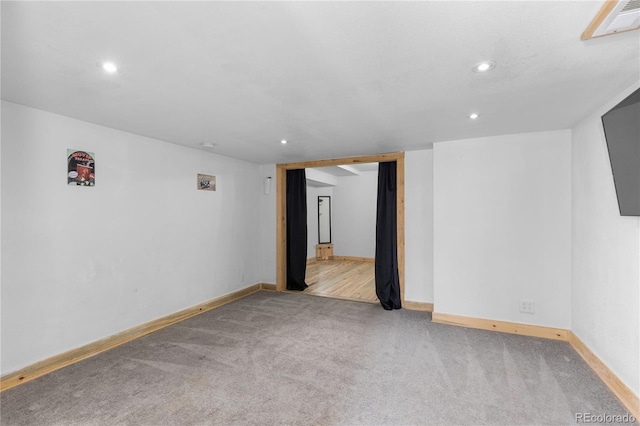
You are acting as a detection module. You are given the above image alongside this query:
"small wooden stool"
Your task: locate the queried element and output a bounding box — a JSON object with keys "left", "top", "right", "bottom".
{"left": 315, "top": 243, "right": 334, "bottom": 260}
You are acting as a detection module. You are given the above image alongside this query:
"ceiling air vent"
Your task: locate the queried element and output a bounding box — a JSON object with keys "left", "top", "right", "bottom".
{"left": 582, "top": 0, "right": 640, "bottom": 40}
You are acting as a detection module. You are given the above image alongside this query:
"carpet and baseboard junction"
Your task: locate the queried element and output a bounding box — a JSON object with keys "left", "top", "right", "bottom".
{"left": 1, "top": 288, "right": 637, "bottom": 425}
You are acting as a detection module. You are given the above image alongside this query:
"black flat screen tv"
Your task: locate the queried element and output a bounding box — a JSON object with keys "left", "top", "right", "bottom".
{"left": 601, "top": 87, "right": 640, "bottom": 216}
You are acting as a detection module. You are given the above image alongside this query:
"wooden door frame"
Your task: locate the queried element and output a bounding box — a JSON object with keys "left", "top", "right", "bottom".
{"left": 276, "top": 152, "right": 405, "bottom": 304}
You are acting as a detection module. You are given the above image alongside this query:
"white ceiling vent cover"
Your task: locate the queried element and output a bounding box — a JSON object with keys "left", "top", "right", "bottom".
{"left": 582, "top": 0, "right": 640, "bottom": 40}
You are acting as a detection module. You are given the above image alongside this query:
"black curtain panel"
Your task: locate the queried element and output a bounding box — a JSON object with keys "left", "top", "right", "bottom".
{"left": 375, "top": 161, "right": 402, "bottom": 310}
{"left": 286, "top": 169, "right": 309, "bottom": 291}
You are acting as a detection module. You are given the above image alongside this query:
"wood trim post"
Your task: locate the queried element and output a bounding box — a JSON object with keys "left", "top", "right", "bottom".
{"left": 396, "top": 153, "right": 405, "bottom": 304}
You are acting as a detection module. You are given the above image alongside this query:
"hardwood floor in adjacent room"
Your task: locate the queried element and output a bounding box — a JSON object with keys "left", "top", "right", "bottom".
{"left": 304, "top": 258, "right": 377, "bottom": 303}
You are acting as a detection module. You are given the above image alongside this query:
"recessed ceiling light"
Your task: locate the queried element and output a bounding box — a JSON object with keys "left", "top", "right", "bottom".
{"left": 280, "top": 140, "right": 288, "bottom": 144}
{"left": 200, "top": 142, "right": 216, "bottom": 149}
{"left": 469, "top": 113, "right": 479, "bottom": 119}
{"left": 472, "top": 61, "right": 496, "bottom": 73}
{"left": 98, "top": 61, "right": 119, "bottom": 73}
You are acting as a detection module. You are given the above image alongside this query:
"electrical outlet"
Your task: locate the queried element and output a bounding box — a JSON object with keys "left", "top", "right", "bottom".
{"left": 519, "top": 299, "right": 535, "bottom": 314}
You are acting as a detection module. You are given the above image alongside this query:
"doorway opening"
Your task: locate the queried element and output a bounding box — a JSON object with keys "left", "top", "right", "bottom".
{"left": 275, "top": 153, "right": 405, "bottom": 305}
{"left": 304, "top": 163, "right": 377, "bottom": 303}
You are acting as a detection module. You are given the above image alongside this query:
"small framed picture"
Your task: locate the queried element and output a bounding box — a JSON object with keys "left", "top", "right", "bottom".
{"left": 68, "top": 150, "right": 95, "bottom": 186}
{"left": 197, "top": 174, "right": 216, "bottom": 191}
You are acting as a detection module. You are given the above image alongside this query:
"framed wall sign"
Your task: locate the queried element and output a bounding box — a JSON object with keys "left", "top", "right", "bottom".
{"left": 68, "top": 150, "right": 95, "bottom": 186}
{"left": 197, "top": 174, "right": 216, "bottom": 191}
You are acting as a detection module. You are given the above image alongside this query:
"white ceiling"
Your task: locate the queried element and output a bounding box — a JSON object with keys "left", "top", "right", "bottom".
{"left": 314, "top": 163, "right": 379, "bottom": 177}
{"left": 2, "top": 1, "right": 639, "bottom": 165}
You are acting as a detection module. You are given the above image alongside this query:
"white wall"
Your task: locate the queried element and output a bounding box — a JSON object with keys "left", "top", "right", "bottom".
{"left": 332, "top": 171, "right": 378, "bottom": 258}
{"left": 433, "top": 130, "right": 572, "bottom": 328}
{"left": 404, "top": 149, "right": 434, "bottom": 303}
{"left": 306, "top": 185, "right": 334, "bottom": 259}
{"left": 259, "top": 164, "right": 277, "bottom": 285}
{"left": 0, "top": 101, "right": 262, "bottom": 375}
{"left": 571, "top": 82, "right": 640, "bottom": 396}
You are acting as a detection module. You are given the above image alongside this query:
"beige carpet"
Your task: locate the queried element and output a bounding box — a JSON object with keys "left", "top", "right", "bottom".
{"left": 0, "top": 291, "right": 630, "bottom": 425}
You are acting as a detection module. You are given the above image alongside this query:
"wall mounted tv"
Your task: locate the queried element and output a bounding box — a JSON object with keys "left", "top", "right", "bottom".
{"left": 601, "top": 87, "right": 640, "bottom": 216}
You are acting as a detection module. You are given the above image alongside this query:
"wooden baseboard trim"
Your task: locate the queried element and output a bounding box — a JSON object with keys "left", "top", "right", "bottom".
{"left": 431, "top": 312, "right": 639, "bottom": 415}
{"left": 259, "top": 283, "right": 277, "bottom": 291}
{"left": 332, "top": 256, "right": 375, "bottom": 262}
{"left": 0, "top": 283, "right": 263, "bottom": 392}
{"left": 285, "top": 289, "right": 378, "bottom": 305}
{"left": 404, "top": 301, "right": 434, "bottom": 312}
{"left": 431, "top": 312, "right": 568, "bottom": 341}
{"left": 569, "top": 332, "right": 640, "bottom": 418}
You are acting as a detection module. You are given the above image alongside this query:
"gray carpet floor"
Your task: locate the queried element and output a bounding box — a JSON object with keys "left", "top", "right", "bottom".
{"left": 0, "top": 291, "right": 632, "bottom": 425}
